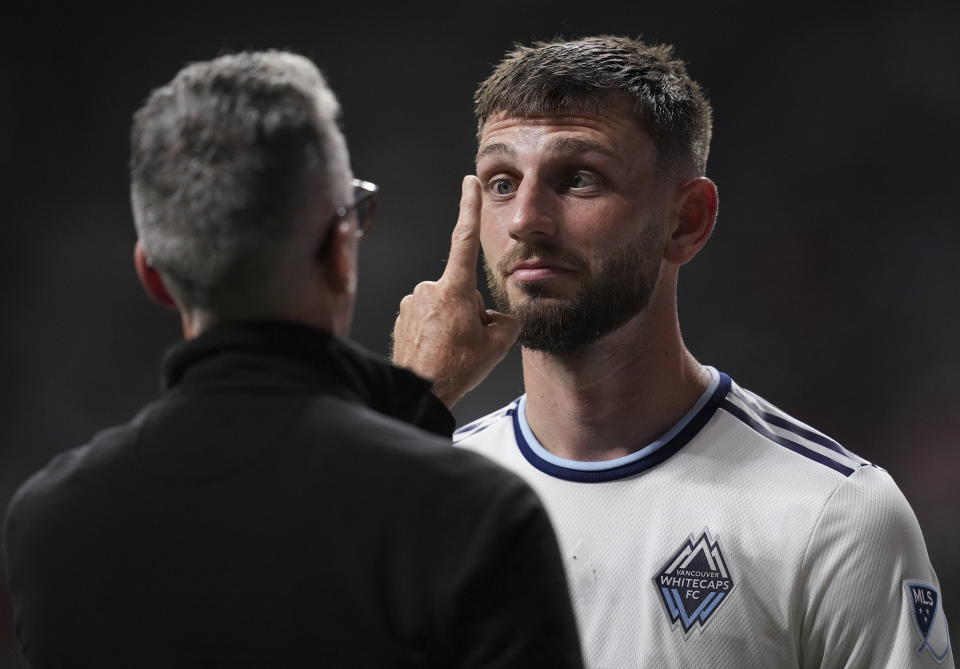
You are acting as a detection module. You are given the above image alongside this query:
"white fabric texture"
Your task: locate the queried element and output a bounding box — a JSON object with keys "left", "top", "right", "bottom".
{"left": 454, "top": 372, "right": 954, "bottom": 669}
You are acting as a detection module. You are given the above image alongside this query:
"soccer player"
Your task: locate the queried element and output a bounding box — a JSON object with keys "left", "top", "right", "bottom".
{"left": 3, "top": 50, "right": 583, "bottom": 668}
{"left": 392, "top": 36, "right": 954, "bottom": 668}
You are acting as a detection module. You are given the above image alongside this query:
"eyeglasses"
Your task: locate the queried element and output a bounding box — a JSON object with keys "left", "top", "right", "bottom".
{"left": 331, "top": 178, "right": 379, "bottom": 237}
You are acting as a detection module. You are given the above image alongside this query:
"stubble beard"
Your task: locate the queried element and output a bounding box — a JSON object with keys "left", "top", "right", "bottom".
{"left": 483, "top": 230, "right": 662, "bottom": 356}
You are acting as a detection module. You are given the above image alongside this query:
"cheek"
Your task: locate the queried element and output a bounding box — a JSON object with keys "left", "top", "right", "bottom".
{"left": 479, "top": 207, "right": 506, "bottom": 259}
{"left": 574, "top": 198, "right": 649, "bottom": 244}
{"left": 479, "top": 235, "right": 502, "bottom": 272}
{"left": 561, "top": 203, "right": 620, "bottom": 252}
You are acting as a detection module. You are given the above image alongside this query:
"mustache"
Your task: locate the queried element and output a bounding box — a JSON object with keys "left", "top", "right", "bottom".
{"left": 495, "top": 242, "right": 588, "bottom": 276}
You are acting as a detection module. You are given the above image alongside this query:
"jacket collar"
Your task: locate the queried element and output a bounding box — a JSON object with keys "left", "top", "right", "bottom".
{"left": 160, "top": 320, "right": 453, "bottom": 435}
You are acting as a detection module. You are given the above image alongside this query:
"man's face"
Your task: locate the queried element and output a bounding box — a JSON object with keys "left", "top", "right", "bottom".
{"left": 476, "top": 105, "right": 671, "bottom": 354}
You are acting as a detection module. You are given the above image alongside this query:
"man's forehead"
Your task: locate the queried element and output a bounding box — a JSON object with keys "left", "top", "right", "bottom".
{"left": 476, "top": 108, "right": 650, "bottom": 165}
{"left": 477, "top": 135, "right": 619, "bottom": 162}
{"left": 482, "top": 105, "right": 635, "bottom": 133}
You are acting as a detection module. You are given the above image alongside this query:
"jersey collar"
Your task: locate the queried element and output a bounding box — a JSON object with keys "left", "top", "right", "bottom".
{"left": 513, "top": 367, "right": 731, "bottom": 482}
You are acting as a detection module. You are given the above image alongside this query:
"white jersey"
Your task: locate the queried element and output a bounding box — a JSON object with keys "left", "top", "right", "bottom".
{"left": 455, "top": 368, "right": 953, "bottom": 669}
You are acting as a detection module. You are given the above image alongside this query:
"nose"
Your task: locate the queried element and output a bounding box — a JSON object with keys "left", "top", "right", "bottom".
{"left": 507, "top": 180, "right": 557, "bottom": 242}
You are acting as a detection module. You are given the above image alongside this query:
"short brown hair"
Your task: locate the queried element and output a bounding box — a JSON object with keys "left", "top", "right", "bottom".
{"left": 474, "top": 35, "right": 713, "bottom": 176}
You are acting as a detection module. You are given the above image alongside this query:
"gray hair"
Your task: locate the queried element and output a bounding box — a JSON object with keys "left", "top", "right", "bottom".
{"left": 130, "top": 50, "right": 348, "bottom": 311}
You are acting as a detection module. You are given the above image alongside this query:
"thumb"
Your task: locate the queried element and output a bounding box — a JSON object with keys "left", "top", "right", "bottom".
{"left": 484, "top": 310, "right": 520, "bottom": 349}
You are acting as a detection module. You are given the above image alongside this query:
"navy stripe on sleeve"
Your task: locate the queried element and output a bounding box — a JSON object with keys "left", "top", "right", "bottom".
{"left": 720, "top": 400, "right": 859, "bottom": 477}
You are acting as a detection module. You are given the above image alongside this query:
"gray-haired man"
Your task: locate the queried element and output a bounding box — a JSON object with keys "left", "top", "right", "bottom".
{"left": 4, "top": 50, "right": 582, "bottom": 669}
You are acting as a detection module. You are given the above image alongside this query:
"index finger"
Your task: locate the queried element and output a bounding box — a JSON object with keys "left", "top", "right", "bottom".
{"left": 441, "top": 175, "right": 482, "bottom": 287}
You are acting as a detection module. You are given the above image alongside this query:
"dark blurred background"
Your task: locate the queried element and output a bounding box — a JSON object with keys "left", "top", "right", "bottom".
{"left": 2, "top": 0, "right": 958, "bottom": 664}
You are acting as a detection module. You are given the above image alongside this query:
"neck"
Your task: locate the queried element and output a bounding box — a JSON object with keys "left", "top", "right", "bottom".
{"left": 520, "top": 277, "right": 709, "bottom": 461}
{"left": 179, "top": 285, "right": 348, "bottom": 341}
{"left": 181, "top": 309, "right": 341, "bottom": 341}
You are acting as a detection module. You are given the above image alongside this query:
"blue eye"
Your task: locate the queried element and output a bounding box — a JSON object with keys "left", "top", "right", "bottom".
{"left": 491, "top": 179, "right": 516, "bottom": 196}
{"left": 570, "top": 171, "right": 600, "bottom": 189}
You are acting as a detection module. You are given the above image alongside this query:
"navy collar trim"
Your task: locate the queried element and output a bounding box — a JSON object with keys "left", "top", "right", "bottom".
{"left": 512, "top": 370, "right": 732, "bottom": 483}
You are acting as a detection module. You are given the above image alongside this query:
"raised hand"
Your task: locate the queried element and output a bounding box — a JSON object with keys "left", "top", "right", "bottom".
{"left": 391, "top": 175, "right": 519, "bottom": 408}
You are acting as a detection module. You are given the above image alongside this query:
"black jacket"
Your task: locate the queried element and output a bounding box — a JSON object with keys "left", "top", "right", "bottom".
{"left": 4, "top": 322, "right": 583, "bottom": 668}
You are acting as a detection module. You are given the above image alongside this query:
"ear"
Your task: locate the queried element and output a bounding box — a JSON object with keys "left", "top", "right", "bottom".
{"left": 133, "top": 241, "right": 178, "bottom": 310}
{"left": 319, "top": 221, "right": 358, "bottom": 296}
{"left": 663, "top": 177, "right": 719, "bottom": 265}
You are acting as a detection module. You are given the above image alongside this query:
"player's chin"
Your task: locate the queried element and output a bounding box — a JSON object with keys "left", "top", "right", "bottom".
{"left": 512, "top": 280, "right": 578, "bottom": 303}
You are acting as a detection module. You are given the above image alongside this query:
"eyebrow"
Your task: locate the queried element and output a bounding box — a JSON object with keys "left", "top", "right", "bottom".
{"left": 475, "top": 137, "right": 620, "bottom": 163}
{"left": 475, "top": 142, "right": 514, "bottom": 161}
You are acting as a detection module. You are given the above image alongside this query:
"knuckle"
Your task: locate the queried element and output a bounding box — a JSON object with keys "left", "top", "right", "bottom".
{"left": 450, "top": 226, "right": 472, "bottom": 245}
{"left": 411, "top": 281, "right": 444, "bottom": 302}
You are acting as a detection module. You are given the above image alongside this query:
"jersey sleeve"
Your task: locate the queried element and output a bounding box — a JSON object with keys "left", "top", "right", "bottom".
{"left": 799, "top": 465, "right": 954, "bottom": 668}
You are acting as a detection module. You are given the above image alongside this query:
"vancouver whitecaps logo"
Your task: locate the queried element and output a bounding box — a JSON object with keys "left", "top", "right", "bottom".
{"left": 653, "top": 529, "right": 735, "bottom": 634}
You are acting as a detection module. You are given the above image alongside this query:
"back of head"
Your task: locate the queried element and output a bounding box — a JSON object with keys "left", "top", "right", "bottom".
{"left": 130, "top": 50, "right": 348, "bottom": 315}
{"left": 474, "top": 35, "right": 713, "bottom": 178}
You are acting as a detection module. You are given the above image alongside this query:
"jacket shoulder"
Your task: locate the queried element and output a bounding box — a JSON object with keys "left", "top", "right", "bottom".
{"left": 301, "top": 394, "right": 524, "bottom": 490}
{"left": 6, "top": 420, "right": 139, "bottom": 524}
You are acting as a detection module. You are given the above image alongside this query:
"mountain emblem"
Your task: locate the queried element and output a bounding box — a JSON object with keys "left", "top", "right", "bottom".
{"left": 653, "top": 529, "right": 735, "bottom": 634}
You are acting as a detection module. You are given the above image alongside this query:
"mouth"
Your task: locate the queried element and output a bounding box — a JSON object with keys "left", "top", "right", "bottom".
{"left": 507, "top": 259, "right": 577, "bottom": 282}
